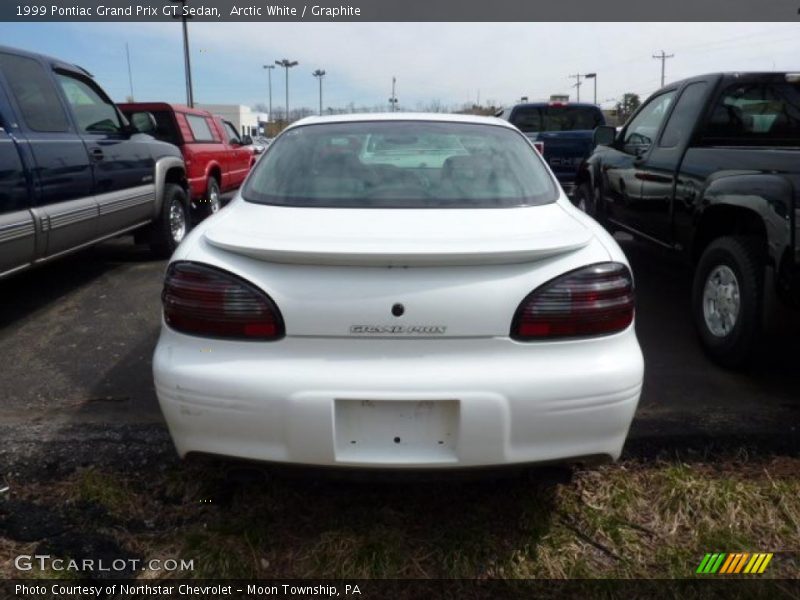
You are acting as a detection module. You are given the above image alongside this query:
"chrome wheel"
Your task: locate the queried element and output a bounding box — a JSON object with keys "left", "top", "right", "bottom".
{"left": 209, "top": 186, "right": 221, "bottom": 213}
{"left": 702, "top": 265, "right": 740, "bottom": 337}
{"left": 169, "top": 199, "right": 187, "bottom": 244}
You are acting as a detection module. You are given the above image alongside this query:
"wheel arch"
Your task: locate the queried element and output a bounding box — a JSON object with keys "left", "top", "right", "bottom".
{"left": 692, "top": 173, "right": 793, "bottom": 269}
{"left": 154, "top": 156, "right": 188, "bottom": 218}
{"left": 206, "top": 162, "right": 222, "bottom": 188}
{"left": 692, "top": 204, "right": 768, "bottom": 266}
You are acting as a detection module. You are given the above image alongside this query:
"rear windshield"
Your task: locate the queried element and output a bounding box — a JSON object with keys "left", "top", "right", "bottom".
{"left": 511, "top": 106, "right": 604, "bottom": 133}
{"left": 121, "top": 110, "right": 181, "bottom": 146}
{"left": 701, "top": 82, "right": 800, "bottom": 146}
{"left": 242, "top": 121, "right": 557, "bottom": 208}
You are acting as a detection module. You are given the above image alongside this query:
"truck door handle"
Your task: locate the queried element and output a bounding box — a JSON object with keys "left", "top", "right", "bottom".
{"left": 90, "top": 148, "right": 104, "bottom": 161}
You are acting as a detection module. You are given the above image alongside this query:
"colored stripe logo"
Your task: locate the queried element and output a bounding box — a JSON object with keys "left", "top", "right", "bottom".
{"left": 696, "top": 553, "right": 773, "bottom": 574}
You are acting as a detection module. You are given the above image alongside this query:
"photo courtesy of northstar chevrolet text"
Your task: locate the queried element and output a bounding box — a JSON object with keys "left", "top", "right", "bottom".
{"left": 0, "top": 0, "right": 798, "bottom": 596}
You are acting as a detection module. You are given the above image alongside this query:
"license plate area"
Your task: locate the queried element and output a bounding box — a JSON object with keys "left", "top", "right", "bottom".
{"left": 334, "top": 399, "right": 459, "bottom": 464}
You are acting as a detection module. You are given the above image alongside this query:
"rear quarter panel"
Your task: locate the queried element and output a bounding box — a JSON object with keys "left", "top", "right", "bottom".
{"left": 675, "top": 148, "right": 798, "bottom": 266}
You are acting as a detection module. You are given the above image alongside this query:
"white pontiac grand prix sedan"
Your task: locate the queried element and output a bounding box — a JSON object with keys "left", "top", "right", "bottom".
{"left": 153, "top": 113, "right": 644, "bottom": 469}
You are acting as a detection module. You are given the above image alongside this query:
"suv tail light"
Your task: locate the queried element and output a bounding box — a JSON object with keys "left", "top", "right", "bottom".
{"left": 533, "top": 141, "right": 545, "bottom": 154}
{"left": 511, "top": 262, "right": 634, "bottom": 340}
{"left": 162, "top": 262, "right": 284, "bottom": 340}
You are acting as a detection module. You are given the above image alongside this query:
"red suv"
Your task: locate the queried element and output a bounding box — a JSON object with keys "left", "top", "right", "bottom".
{"left": 119, "top": 103, "right": 256, "bottom": 216}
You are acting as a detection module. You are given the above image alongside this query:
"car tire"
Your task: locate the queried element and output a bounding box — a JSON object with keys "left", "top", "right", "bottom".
{"left": 574, "top": 183, "right": 595, "bottom": 217}
{"left": 692, "top": 236, "right": 764, "bottom": 368}
{"left": 150, "top": 183, "right": 190, "bottom": 258}
{"left": 201, "top": 177, "right": 222, "bottom": 217}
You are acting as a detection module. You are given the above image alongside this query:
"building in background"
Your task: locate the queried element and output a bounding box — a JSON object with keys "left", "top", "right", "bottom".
{"left": 196, "top": 104, "right": 262, "bottom": 137}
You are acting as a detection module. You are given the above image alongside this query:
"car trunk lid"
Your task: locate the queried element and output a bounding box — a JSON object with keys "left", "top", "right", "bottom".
{"left": 204, "top": 201, "right": 592, "bottom": 267}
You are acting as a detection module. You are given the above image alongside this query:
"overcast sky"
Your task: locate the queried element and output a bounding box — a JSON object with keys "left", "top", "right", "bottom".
{"left": 1, "top": 22, "right": 798, "bottom": 111}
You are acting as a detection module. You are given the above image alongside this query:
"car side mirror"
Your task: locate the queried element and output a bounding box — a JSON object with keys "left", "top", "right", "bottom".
{"left": 593, "top": 125, "right": 616, "bottom": 147}
{"left": 241, "top": 135, "right": 253, "bottom": 145}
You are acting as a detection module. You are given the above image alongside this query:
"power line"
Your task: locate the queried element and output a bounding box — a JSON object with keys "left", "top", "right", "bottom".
{"left": 652, "top": 50, "right": 674, "bottom": 88}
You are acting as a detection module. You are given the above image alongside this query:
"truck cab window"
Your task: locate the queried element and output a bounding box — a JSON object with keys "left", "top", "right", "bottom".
{"left": 659, "top": 82, "right": 708, "bottom": 148}
{"left": 0, "top": 52, "right": 70, "bottom": 132}
{"left": 622, "top": 91, "right": 676, "bottom": 154}
{"left": 224, "top": 121, "right": 241, "bottom": 144}
{"left": 701, "top": 82, "right": 800, "bottom": 146}
{"left": 185, "top": 114, "right": 215, "bottom": 142}
{"left": 56, "top": 73, "right": 122, "bottom": 134}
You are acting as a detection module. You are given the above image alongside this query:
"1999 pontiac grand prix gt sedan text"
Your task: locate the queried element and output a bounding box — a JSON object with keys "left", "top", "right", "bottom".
{"left": 153, "top": 113, "right": 644, "bottom": 469}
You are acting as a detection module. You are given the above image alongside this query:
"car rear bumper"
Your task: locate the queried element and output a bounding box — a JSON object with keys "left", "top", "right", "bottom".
{"left": 153, "top": 327, "right": 644, "bottom": 469}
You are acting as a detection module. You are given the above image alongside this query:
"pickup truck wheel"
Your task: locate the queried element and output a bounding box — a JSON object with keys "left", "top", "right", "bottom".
{"left": 574, "top": 183, "right": 595, "bottom": 217}
{"left": 150, "top": 183, "right": 190, "bottom": 258}
{"left": 203, "top": 177, "right": 222, "bottom": 216}
{"left": 195, "top": 177, "right": 222, "bottom": 218}
{"left": 692, "top": 236, "right": 763, "bottom": 368}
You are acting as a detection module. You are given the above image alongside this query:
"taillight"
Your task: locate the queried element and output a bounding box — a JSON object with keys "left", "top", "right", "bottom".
{"left": 533, "top": 141, "right": 545, "bottom": 154}
{"left": 162, "top": 262, "right": 284, "bottom": 340}
{"left": 511, "top": 262, "right": 634, "bottom": 340}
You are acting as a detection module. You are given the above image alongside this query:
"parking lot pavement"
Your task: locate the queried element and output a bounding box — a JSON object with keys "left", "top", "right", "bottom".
{"left": 0, "top": 234, "right": 797, "bottom": 476}
{"left": 620, "top": 235, "right": 799, "bottom": 455}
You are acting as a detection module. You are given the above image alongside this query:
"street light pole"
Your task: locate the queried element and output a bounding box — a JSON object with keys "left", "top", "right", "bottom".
{"left": 312, "top": 69, "right": 326, "bottom": 116}
{"left": 569, "top": 73, "right": 582, "bottom": 102}
{"left": 275, "top": 59, "right": 298, "bottom": 123}
{"left": 170, "top": 0, "right": 194, "bottom": 107}
{"left": 584, "top": 73, "right": 597, "bottom": 104}
{"left": 125, "top": 42, "right": 134, "bottom": 101}
{"left": 262, "top": 64, "right": 275, "bottom": 122}
{"left": 389, "top": 76, "right": 398, "bottom": 112}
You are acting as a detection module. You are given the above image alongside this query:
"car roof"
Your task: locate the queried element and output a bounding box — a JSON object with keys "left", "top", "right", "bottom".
{"left": 288, "top": 112, "right": 514, "bottom": 131}
{"left": 117, "top": 102, "right": 214, "bottom": 117}
{"left": 0, "top": 44, "right": 92, "bottom": 78}
{"left": 511, "top": 102, "right": 601, "bottom": 109}
{"left": 654, "top": 72, "right": 798, "bottom": 92}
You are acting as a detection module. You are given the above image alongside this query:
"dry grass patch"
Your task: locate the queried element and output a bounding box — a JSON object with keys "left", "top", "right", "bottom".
{"left": 1, "top": 456, "right": 798, "bottom": 579}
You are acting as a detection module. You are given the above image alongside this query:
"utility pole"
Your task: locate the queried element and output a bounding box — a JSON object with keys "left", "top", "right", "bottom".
{"left": 275, "top": 59, "right": 298, "bottom": 123}
{"left": 312, "top": 69, "right": 326, "bottom": 116}
{"left": 262, "top": 64, "right": 275, "bottom": 122}
{"left": 569, "top": 73, "right": 583, "bottom": 102}
{"left": 389, "top": 76, "right": 398, "bottom": 112}
{"left": 652, "top": 50, "right": 674, "bottom": 87}
{"left": 584, "top": 73, "right": 597, "bottom": 104}
{"left": 170, "top": 0, "right": 194, "bottom": 107}
{"left": 125, "top": 43, "right": 134, "bottom": 101}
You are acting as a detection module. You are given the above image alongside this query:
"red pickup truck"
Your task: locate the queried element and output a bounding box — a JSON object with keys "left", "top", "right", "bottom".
{"left": 118, "top": 103, "right": 256, "bottom": 216}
